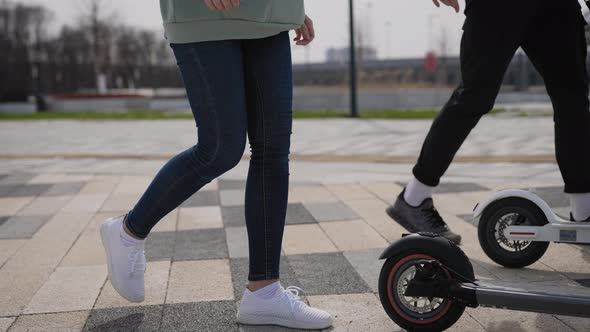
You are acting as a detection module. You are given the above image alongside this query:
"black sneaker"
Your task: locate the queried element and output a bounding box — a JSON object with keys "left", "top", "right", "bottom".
{"left": 386, "top": 189, "right": 462, "bottom": 245}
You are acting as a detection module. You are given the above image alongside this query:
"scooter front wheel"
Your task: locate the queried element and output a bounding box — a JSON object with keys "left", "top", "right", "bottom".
{"left": 478, "top": 197, "right": 549, "bottom": 268}
{"left": 378, "top": 237, "right": 474, "bottom": 331}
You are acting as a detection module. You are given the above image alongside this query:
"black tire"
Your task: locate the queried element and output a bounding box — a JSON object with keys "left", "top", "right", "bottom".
{"left": 378, "top": 238, "right": 474, "bottom": 331}
{"left": 478, "top": 197, "right": 549, "bottom": 268}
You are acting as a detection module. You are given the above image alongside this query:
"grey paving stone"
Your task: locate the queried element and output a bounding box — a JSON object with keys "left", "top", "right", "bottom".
{"left": 222, "top": 204, "right": 316, "bottom": 227}
{"left": 343, "top": 248, "right": 385, "bottom": 293}
{"left": 0, "top": 216, "right": 8, "bottom": 227}
{"left": 43, "top": 182, "right": 85, "bottom": 196}
{"left": 221, "top": 206, "right": 245, "bottom": 227}
{"left": 174, "top": 228, "right": 228, "bottom": 261}
{"left": 0, "top": 173, "right": 36, "bottom": 186}
{"left": 303, "top": 201, "right": 360, "bottom": 222}
{"left": 145, "top": 231, "right": 175, "bottom": 262}
{"left": 84, "top": 305, "right": 163, "bottom": 332}
{"left": 287, "top": 252, "right": 371, "bottom": 295}
{"left": 0, "top": 215, "right": 51, "bottom": 239}
{"left": 0, "top": 186, "right": 17, "bottom": 198}
{"left": 0, "top": 317, "right": 14, "bottom": 331}
{"left": 218, "top": 179, "right": 246, "bottom": 190}
{"left": 220, "top": 190, "right": 245, "bottom": 206}
{"left": 0, "top": 184, "right": 51, "bottom": 197}
{"left": 286, "top": 203, "right": 317, "bottom": 225}
{"left": 459, "top": 214, "right": 478, "bottom": 226}
{"left": 230, "top": 257, "right": 302, "bottom": 299}
{"left": 180, "top": 191, "right": 220, "bottom": 207}
{"left": 290, "top": 181, "right": 321, "bottom": 188}
{"left": 161, "top": 301, "right": 237, "bottom": 332}
{"left": 397, "top": 181, "right": 490, "bottom": 193}
{"left": 437, "top": 182, "right": 490, "bottom": 193}
{"left": 226, "top": 226, "right": 249, "bottom": 258}
{"left": 531, "top": 186, "right": 569, "bottom": 208}
{"left": 554, "top": 315, "right": 590, "bottom": 332}
{"left": 8, "top": 311, "right": 89, "bottom": 332}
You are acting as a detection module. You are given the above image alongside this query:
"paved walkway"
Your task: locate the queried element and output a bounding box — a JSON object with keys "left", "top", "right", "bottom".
{"left": 0, "top": 119, "right": 588, "bottom": 331}
{"left": 0, "top": 117, "right": 556, "bottom": 161}
{"left": 0, "top": 163, "right": 588, "bottom": 332}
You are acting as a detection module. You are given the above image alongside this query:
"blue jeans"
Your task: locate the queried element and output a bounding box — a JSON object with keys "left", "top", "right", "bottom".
{"left": 126, "top": 32, "right": 293, "bottom": 281}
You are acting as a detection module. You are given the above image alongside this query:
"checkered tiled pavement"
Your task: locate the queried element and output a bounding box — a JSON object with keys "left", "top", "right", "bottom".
{"left": 0, "top": 172, "right": 589, "bottom": 332}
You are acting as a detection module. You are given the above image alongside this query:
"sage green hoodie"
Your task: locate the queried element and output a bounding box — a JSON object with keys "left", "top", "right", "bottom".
{"left": 160, "top": 0, "right": 305, "bottom": 43}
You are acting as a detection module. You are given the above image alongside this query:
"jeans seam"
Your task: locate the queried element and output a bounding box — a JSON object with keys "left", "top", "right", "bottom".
{"left": 130, "top": 44, "right": 221, "bottom": 231}
{"left": 260, "top": 73, "right": 270, "bottom": 279}
{"left": 246, "top": 51, "right": 271, "bottom": 279}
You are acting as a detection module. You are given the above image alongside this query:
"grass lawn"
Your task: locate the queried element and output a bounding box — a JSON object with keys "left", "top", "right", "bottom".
{"left": 0, "top": 109, "right": 505, "bottom": 121}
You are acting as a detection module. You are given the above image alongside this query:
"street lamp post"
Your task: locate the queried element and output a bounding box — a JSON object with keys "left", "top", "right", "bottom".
{"left": 385, "top": 21, "right": 392, "bottom": 59}
{"left": 349, "top": 0, "right": 359, "bottom": 117}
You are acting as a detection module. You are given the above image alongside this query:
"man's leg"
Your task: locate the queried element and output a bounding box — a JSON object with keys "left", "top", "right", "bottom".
{"left": 413, "top": 1, "right": 535, "bottom": 187}
{"left": 389, "top": 0, "right": 538, "bottom": 242}
{"left": 521, "top": 0, "right": 590, "bottom": 221}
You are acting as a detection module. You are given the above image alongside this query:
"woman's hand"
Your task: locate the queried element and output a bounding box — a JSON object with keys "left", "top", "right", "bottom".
{"left": 431, "top": 0, "right": 460, "bottom": 13}
{"left": 294, "top": 15, "right": 315, "bottom": 46}
{"left": 204, "top": 0, "right": 240, "bottom": 11}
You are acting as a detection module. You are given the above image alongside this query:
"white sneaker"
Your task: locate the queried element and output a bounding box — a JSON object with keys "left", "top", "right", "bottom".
{"left": 100, "top": 216, "right": 146, "bottom": 302}
{"left": 237, "top": 285, "right": 333, "bottom": 330}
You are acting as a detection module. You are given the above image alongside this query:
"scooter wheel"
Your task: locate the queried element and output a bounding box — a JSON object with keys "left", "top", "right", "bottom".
{"left": 478, "top": 197, "right": 549, "bottom": 268}
{"left": 378, "top": 236, "right": 473, "bottom": 331}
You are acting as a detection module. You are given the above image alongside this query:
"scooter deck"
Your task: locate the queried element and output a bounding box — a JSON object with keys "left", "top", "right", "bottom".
{"left": 506, "top": 221, "right": 590, "bottom": 243}
{"left": 471, "top": 280, "right": 590, "bottom": 318}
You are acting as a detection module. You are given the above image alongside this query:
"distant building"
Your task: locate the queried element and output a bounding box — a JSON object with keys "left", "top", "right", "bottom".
{"left": 326, "top": 47, "right": 378, "bottom": 64}
{"left": 291, "top": 55, "right": 550, "bottom": 87}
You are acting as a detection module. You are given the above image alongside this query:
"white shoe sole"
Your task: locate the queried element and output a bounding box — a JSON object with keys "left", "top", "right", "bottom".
{"left": 237, "top": 312, "right": 332, "bottom": 330}
{"left": 100, "top": 218, "right": 144, "bottom": 303}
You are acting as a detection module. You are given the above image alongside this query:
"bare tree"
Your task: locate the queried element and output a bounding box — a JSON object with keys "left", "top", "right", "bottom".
{"left": 77, "top": 0, "right": 116, "bottom": 93}
{"left": 1, "top": 0, "right": 181, "bottom": 99}
{"left": 0, "top": 1, "right": 52, "bottom": 102}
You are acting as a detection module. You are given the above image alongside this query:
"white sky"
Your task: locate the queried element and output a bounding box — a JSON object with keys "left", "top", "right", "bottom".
{"left": 15, "top": 0, "right": 589, "bottom": 63}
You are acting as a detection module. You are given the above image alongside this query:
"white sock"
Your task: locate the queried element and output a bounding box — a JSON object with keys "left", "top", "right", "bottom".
{"left": 120, "top": 224, "right": 144, "bottom": 247}
{"left": 403, "top": 177, "right": 434, "bottom": 207}
{"left": 570, "top": 193, "right": 590, "bottom": 221}
{"left": 251, "top": 281, "right": 281, "bottom": 300}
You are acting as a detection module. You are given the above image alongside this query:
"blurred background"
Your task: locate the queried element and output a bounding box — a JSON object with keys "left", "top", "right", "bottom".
{"left": 1, "top": 0, "right": 589, "bottom": 116}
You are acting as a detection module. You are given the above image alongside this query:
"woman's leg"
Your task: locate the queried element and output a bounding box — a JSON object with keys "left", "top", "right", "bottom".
{"left": 125, "top": 41, "right": 248, "bottom": 238}
{"left": 241, "top": 32, "right": 293, "bottom": 284}
{"left": 100, "top": 40, "right": 249, "bottom": 303}
{"left": 235, "top": 31, "right": 332, "bottom": 330}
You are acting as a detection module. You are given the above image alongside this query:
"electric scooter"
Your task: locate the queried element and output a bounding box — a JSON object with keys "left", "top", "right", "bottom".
{"left": 474, "top": 189, "right": 590, "bottom": 268}
{"left": 378, "top": 233, "right": 590, "bottom": 331}
{"left": 377, "top": 190, "right": 590, "bottom": 331}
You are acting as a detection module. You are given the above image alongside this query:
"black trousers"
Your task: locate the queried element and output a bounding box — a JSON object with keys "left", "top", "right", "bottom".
{"left": 413, "top": 0, "right": 590, "bottom": 193}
